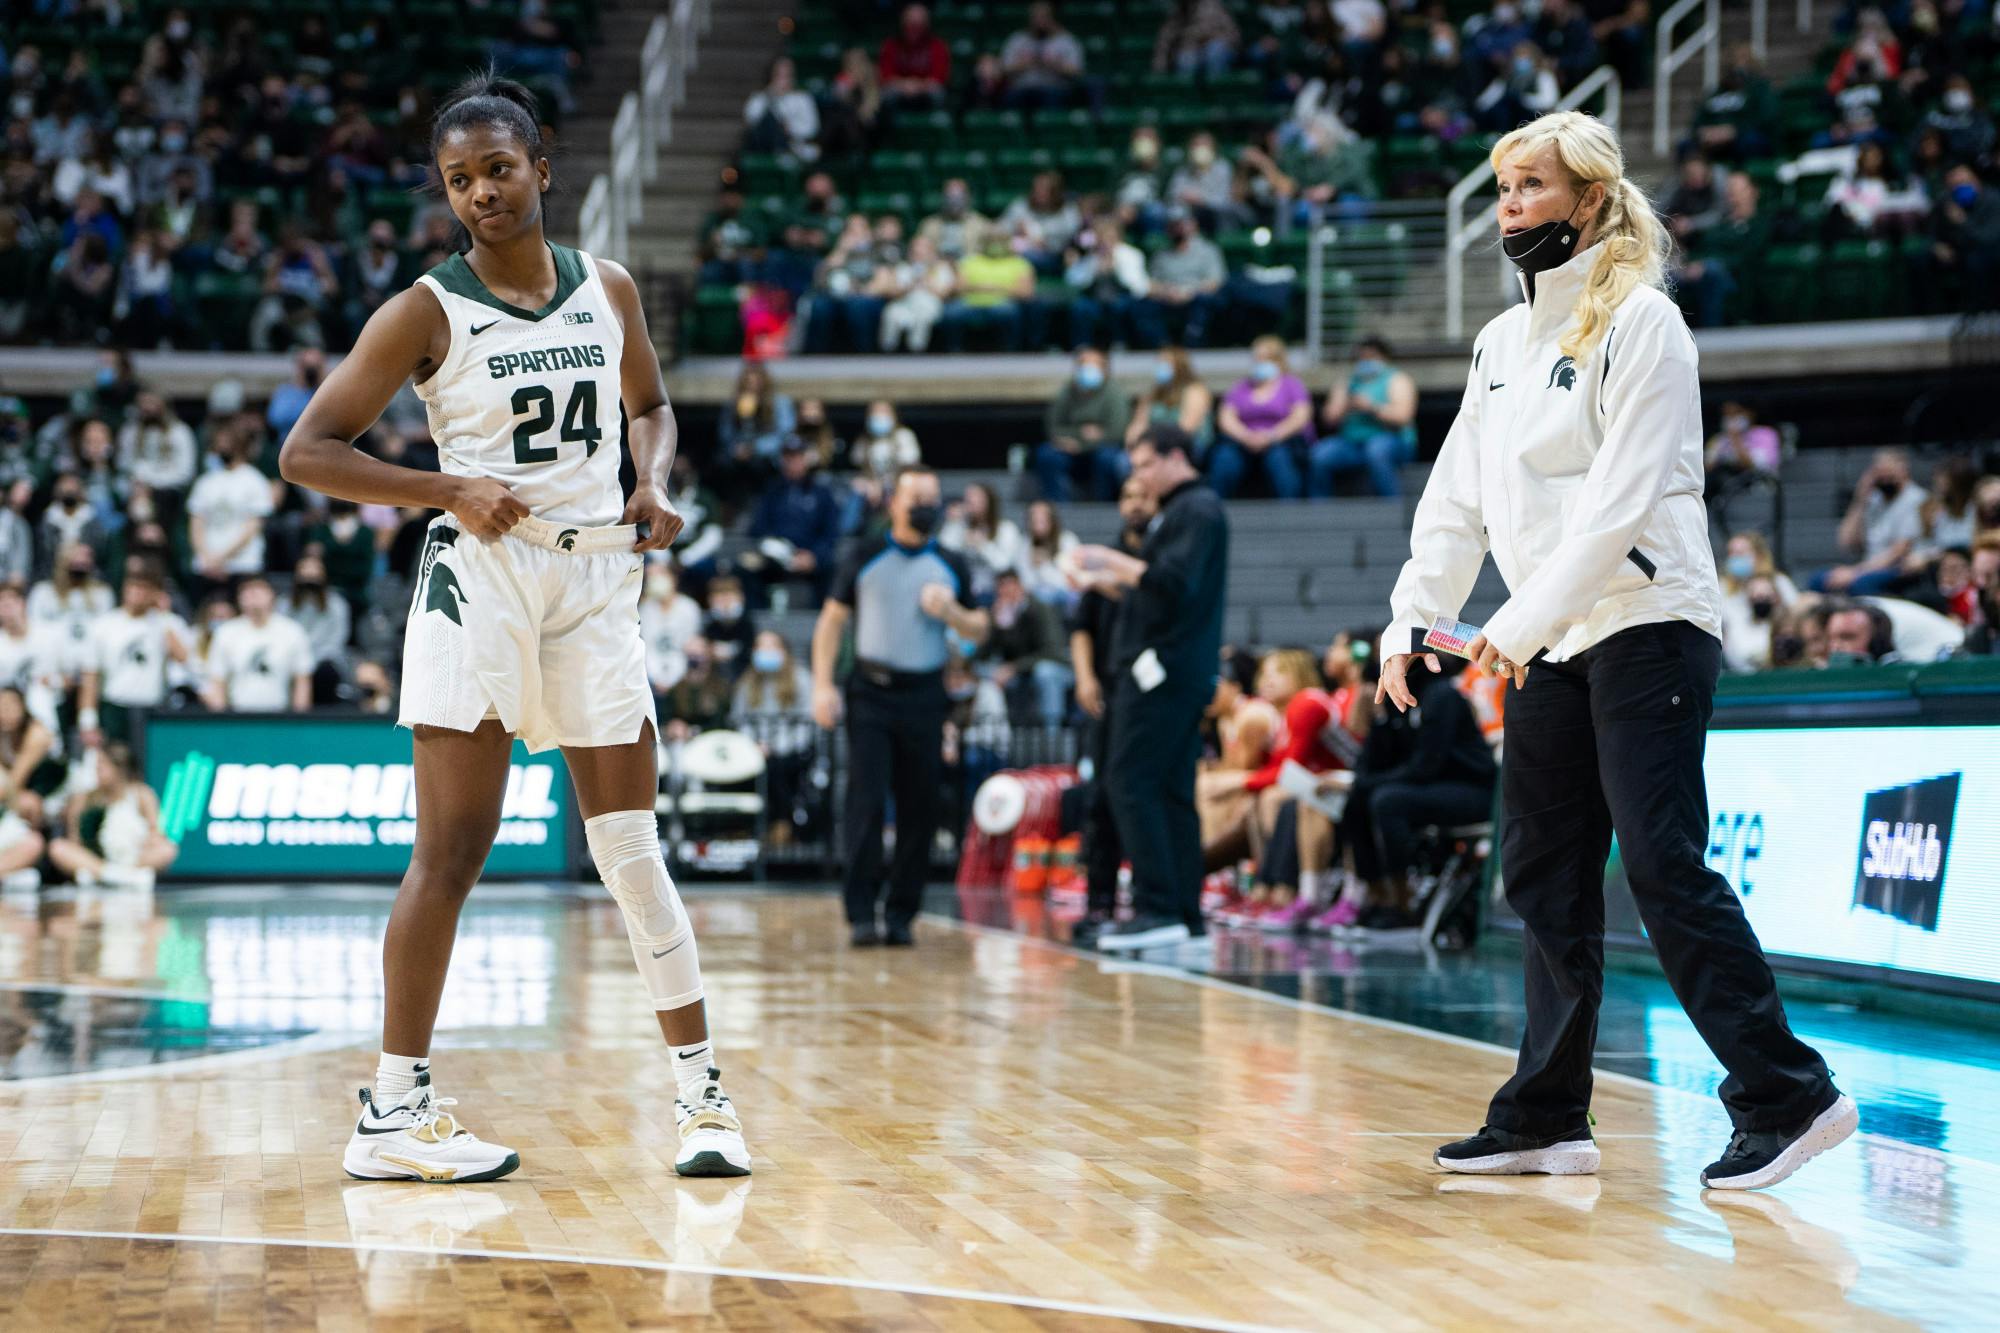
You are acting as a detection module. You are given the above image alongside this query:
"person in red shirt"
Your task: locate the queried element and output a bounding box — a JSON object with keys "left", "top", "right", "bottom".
{"left": 879, "top": 4, "right": 952, "bottom": 112}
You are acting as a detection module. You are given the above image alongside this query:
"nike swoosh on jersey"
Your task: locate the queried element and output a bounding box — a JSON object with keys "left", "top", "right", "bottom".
{"left": 470, "top": 320, "right": 500, "bottom": 336}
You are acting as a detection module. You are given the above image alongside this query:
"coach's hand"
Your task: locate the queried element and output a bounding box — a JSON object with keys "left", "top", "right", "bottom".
{"left": 1468, "top": 634, "right": 1530, "bottom": 690}
{"left": 450, "top": 477, "right": 530, "bottom": 540}
{"left": 624, "top": 484, "right": 684, "bottom": 553}
{"left": 812, "top": 680, "right": 842, "bottom": 730}
{"left": 1376, "top": 651, "right": 1440, "bottom": 712}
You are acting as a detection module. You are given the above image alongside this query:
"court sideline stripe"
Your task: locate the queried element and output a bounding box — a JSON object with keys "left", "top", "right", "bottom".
{"left": 0, "top": 1031, "right": 366, "bottom": 1089}
{"left": 0, "top": 1226, "right": 1304, "bottom": 1333}
{"left": 924, "top": 913, "right": 2000, "bottom": 1176}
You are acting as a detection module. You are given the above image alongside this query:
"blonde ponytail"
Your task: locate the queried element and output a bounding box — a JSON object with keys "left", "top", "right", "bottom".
{"left": 1490, "top": 111, "right": 1675, "bottom": 363}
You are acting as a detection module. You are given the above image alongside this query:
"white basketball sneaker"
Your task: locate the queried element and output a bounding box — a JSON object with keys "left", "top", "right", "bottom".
{"left": 342, "top": 1074, "right": 521, "bottom": 1183}
{"left": 674, "top": 1067, "right": 752, "bottom": 1177}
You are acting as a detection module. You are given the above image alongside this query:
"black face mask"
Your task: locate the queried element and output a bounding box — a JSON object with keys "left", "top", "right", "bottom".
{"left": 1749, "top": 598, "right": 1775, "bottom": 620}
{"left": 1502, "top": 193, "right": 1587, "bottom": 274}
{"left": 906, "top": 502, "right": 941, "bottom": 536}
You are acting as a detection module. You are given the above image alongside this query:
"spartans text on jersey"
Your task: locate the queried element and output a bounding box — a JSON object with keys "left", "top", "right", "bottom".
{"left": 486, "top": 345, "right": 608, "bottom": 379}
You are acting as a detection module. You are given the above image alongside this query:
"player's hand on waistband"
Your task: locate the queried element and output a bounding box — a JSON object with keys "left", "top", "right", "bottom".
{"left": 624, "top": 484, "right": 685, "bottom": 552}
{"left": 451, "top": 477, "right": 530, "bottom": 540}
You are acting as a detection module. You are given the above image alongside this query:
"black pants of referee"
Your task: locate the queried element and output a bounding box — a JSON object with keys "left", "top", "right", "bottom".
{"left": 1489, "top": 620, "right": 1833, "bottom": 1137}
{"left": 842, "top": 674, "right": 947, "bottom": 930}
{"left": 1105, "top": 677, "right": 1207, "bottom": 929}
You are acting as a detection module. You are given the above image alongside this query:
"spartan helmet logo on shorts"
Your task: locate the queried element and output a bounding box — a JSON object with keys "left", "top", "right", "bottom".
{"left": 425, "top": 563, "right": 468, "bottom": 626}
{"left": 1547, "top": 355, "right": 1578, "bottom": 390}
{"left": 557, "top": 528, "right": 578, "bottom": 551}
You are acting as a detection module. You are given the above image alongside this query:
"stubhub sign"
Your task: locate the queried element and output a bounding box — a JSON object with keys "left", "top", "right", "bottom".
{"left": 144, "top": 714, "right": 572, "bottom": 878}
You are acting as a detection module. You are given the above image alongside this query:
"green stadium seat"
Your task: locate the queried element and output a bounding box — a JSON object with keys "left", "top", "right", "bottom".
{"left": 734, "top": 152, "right": 801, "bottom": 193}
{"left": 686, "top": 286, "right": 744, "bottom": 357}
{"left": 930, "top": 148, "right": 994, "bottom": 190}
{"left": 1037, "top": 108, "right": 1098, "bottom": 147}
{"left": 1825, "top": 239, "right": 1903, "bottom": 320}
{"left": 961, "top": 108, "right": 1027, "bottom": 151}
{"left": 1056, "top": 145, "right": 1118, "bottom": 193}
{"left": 1067, "top": 2, "right": 1120, "bottom": 37}
{"left": 993, "top": 146, "right": 1057, "bottom": 191}
{"left": 1112, "top": 31, "right": 1156, "bottom": 70}
{"left": 1201, "top": 70, "right": 1263, "bottom": 103}
{"left": 854, "top": 190, "right": 918, "bottom": 228}
{"left": 1758, "top": 244, "right": 1821, "bottom": 322}
{"left": 887, "top": 108, "right": 958, "bottom": 152}
{"left": 866, "top": 149, "right": 931, "bottom": 195}
{"left": 192, "top": 272, "right": 262, "bottom": 352}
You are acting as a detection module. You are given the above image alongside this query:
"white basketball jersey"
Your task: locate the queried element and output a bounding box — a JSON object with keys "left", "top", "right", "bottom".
{"left": 413, "top": 242, "right": 626, "bottom": 527}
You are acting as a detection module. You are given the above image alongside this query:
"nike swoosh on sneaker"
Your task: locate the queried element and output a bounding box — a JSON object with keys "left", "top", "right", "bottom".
{"left": 471, "top": 320, "right": 500, "bottom": 336}
{"left": 355, "top": 1120, "right": 411, "bottom": 1136}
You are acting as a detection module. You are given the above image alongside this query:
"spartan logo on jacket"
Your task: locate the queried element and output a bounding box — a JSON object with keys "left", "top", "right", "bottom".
{"left": 1546, "top": 355, "right": 1577, "bottom": 391}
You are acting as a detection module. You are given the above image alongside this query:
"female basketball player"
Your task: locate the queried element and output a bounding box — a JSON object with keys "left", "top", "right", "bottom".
{"left": 1377, "top": 111, "right": 1852, "bottom": 1191}
{"left": 280, "top": 74, "right": 749, "bottom": 1181}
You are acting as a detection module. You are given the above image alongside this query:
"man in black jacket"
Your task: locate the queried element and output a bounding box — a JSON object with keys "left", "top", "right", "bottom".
{"left": 1344, "top": 652, "right": 1496, "bottom": 930}
{"left": 1065, "top": 425, "right": 1229, "bottom": 951}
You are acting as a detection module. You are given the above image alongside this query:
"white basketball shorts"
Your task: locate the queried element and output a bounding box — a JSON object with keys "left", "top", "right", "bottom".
{"left": 397, "top": 515, "right": 658, "bottom": 753}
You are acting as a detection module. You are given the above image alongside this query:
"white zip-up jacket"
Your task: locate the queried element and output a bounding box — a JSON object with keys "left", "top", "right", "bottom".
{"left": 1382, "top": 242, "right": 1723, "bottom": 667}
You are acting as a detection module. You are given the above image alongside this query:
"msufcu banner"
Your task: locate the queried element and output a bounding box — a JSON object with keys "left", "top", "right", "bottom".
{"left": 144, "top": 714, "right": 573, "bottom": 878}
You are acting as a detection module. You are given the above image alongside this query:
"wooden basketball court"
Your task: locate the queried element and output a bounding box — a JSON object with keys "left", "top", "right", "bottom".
{"left": 0, "top": 886, "right": 1989, "bottom": 1330}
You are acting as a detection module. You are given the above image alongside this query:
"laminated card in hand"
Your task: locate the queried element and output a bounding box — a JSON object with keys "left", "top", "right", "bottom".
{"left": 1423, "top": 616, "right": 1483, "bottom": 660}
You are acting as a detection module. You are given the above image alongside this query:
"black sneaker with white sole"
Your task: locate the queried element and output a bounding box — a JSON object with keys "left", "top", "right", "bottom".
{"left": 1700, "top": 1089, "right": 1857, "bottom": 1191}
{"left": 1435, "top": 1124, "right": 1601, "bottom": 1175}
{"left": 1095, "top": 913, "right": 1191, "bottom": 952}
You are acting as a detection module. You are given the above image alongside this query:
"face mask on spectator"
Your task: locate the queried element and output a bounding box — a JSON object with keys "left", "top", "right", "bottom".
{"left": 1513, "top": 55, "right": 1535, "bottom": 77}
{"left": 946, "top": 677, "right": 978, "bottom": 702}
{"left": 1726, "top": 553, "right": 1756, "bottom": 580}
{"left": 8, "top": 95, "right": 31, "bottom": 119}
{"left": 1353, "top": 356, "right": 1384, "bottom": 377}
{"left": 1431, "top": 35, "right": 1455, "bottom": 57}
{"left": 752, "top": 648, "right": 784, "bottom": 674}
{"left": 1131, "top": 138, "right": 1158, "bottom": 167}
{"left": 868, "top": 412, "right": 894, "bottom": 437}
{"left": 645, "top": 573, "right": 676, "bottom": 600}
{"left": 166, "top": 17, "right": 191, "bottom": 39}
{"left": 943, "top": 187, "right": 969, "bottom": 215}
{"left": 1154, "top": 361, "right": 1175, "bottom": 384}
{"left": 1494, "top": 4, "right": 1519, "bottom": 22}
{"left": 129, "top": 497, "right": 155, "bottom": 524}
{"left": 1190, "top": 145, "right": 1216, "bottom": 168}
{"left": 96, "top": 366, "right": 116, "bottom": 388}
{"left": 1075, "top": 363, "right": 1105, "bottom": 390}
{"left": 1749, "top": 597, "right": 1776, "bottom": 619}
{"left": 161, "top": 132, "right": 187, "bottom": 153}
{"left": 1952, "top": 183, "right": 1979, "bottom": 208}
{"left": 1251, "top": 359, "right": 1279, "bottom": 383}
{"left": 1725, "top": 413, "right": 1750, "bottom": 433}
{"left": 711, "top": 599, "right": 743, "bottom": 622}
{"left": 1945, "top": 89, "right": 1974, "bottom": 114}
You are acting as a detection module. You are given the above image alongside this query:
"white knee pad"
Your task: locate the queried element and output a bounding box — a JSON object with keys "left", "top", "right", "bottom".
{"left": 585, "top": 810, "right": 704, "bottom": 1010}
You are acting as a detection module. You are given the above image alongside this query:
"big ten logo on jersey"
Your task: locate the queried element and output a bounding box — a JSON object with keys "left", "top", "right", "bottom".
{"left": 563, "top": 310, "right": 593, "bottom": 325}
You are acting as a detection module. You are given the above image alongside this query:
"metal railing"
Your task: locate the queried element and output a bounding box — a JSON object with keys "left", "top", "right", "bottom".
{"left": 1438, "top": 65, "right": 1622, "bottom": 343}
{"left": 1303, "top": 202, "right": 1448, "bottom": 361}
{"left": 1653, "top": 0, "right": 1721, "bottom": 157}
{"left": 578, "top": 0, "right": 709, "bottom": 263}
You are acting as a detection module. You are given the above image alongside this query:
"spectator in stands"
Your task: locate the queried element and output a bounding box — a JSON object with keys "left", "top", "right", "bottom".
{"left": 1923, "top": 74, "right": 1996, "bottom": 167}
{"left": 266, "top": 347, "right": 326, "bottom": 450}
{"left": 961, "top": 52, "right": 1012, "bottom": 114}
{"left": 1965, "top": 535, "right": 2000, "bottom": 654}
{"left": 1114, "top": 127, "right": 1168, "bottom": 238}
{"left": 1688, "top": 45, "right": 1777, "bottom": 163}
{"left": 1038, "top": 346, "right": 1132, "bottom": 503}
{"left": 979, "top": 568, "right": 1073, "bottom": 724}
{"left": 0, "top": 483, "right": 31, "bottom": 588}
{"left": 697, "top": 187, "right": 762, "bottom": 288}
{"left": 0, "top": 217, "right": 33, "bottom": 341}
{"left": 744, "top": 56, "right": 820, "bottom": 162}
{"left": 73, "top": 420, "right": 126, "bottom": 532}
{"left": 0, "top": 684, "right": 58, "bottom": 841}
{"left": 1906, "top": 454, "right": 1982, "bottom": 571}
{"left": 1679, "top": 172, "right": 1767, "bottom": 327}
{"left": 1816, "top": 447, "right": 1929, "bottom": 594}
{"left": 1703, "top": 400, "right": 1782, "bottom": 509}
{"left": 1064, "top": 215, "right": 1153, "bottom": 350}
{"left": 1533, "top": 0, "right": 1600, "bottom": 86}
{"left": 48, "top": 741, "right": 177, "bottom": 889}
{"left": 717, "top": 359, "right": 798, "bottom": 473}
{"left": 940, "top": 482, "right": 1024, "bottom": 604}
{"left": 1000, "top": 171, "right": 1083, "bottom": 274}
{"left": 1001, "top": 3, "right": 1090, "bottom": 111}
{"left": 346, "top": 219, "right": 406, "bottom": 334}
{"left": 662, "top": 636, "right": 734, "bottom": 737}
{"left": 1661, "top": 154, "right": 1723, "bottom": 249}
{"left": 1311, "top": 335, "right": 1418, "bottom": 497}
{"left": 772, "top": 171, "right": 844, "bottom": 292}
{"left": 114, "top": 393, "right": 196, "bottom": 512}
{"left": 1911, "top": 545, "right": 1980, "bottom": 625}
{"left": 1825, "top": 142, "right": 1930, "bottom": 239}
{"left": 29, "top": 543, "right": 113, "bottom": 685}
{"left": 1717, "top": 532, "right": 1798, "bottom": 672}
{"left": 1197, "top": 646, "right": 1278, "bottom": 882}
{"left": 186, "top": 424, "right": 275, "bottom": 604}
{"left": 1147, "top": 209, "right": 1228, "bottom": 348}
{"left": 806, "top": 214, "right": 885, "bottom": 354}
{"left": 879, "top": 233, "right": 957, "bottom": 351}
{"left": 1241, "top": 112, "right": 1377, "bottom": 228}
{"left": 853, "top": 399, "right": 922, "bottom": 485}
{"left": 250, "top": 222, "right": 340, "bottom": 352}
{"left": 1234, "top": 648, "right": 1353, "bottom": 930}
{"left": 1127, "top": 347, "right": 1215, "bottom": 464}
{"left": 202, "top": 574, "right": 311, "bottom": 713}
{"left": 1154, "top": 0, "right": 1242, "bottom": 76}
{"left": 878, "top": 3, "right": 953, "bottom": 113}
{"left": 732, "top": 629, "right": 816, "bottom": 833}
{"left": 49, "top": 229, "right": 117, "bottom": 344}
{"left": 79, "top": 557, "right": 188, "bottom": 745}
{"left": 702, "top": 575, "right": 757, "bottom": 678}
{"left": 1019, "top": 500, "right": 1079, "bottom": 608}
{"left": 938, "top": 229, "right": 1035, "bottom": 352}
{"left": 279, "top": 554, "right": 350, "bottom": 701}
{"left": 39, "top": 474, "right": 104, "bottom": 571}
{"left": 640, "top": 563, "right": 704, "bottom": 694}
{"left": 1475, "top": 42, "right": 1561, "bottom": 133}
{"left": 821, "top": 47, "right": 883, "bottom": 159}
{"left": 115, "top": 229, "right": 181, "bottom": 347}
{"left": 1166, "top": 132, "right": 1247, "bottom": 237}
{"left": 1829, "top": 10, "right": 1902, "bottom": 95}
{"left": 1926, "top": 166, "right": 2000, "bottom": 311}
{"left": 918, "top": 179, "right": 994, "bottom": 264}
{"left": 1212, "top": 335, "right": 1313, "bottom": 499}
{"left": 1579, "top": 0, "right": 1650, "bottom": 90}
{"left": 1822, "top": 597, "right": 1897, "bottom": 665}
{"left": 742, "top": 439, "right": 843, "bottom": 609}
